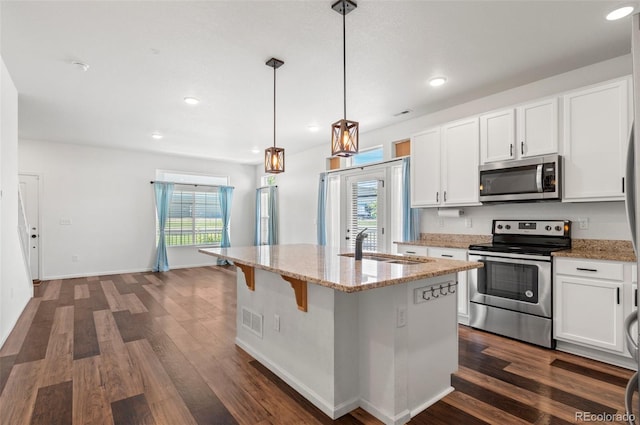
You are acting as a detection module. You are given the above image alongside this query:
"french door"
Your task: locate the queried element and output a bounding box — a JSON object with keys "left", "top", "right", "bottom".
{"left": 343, "top": 172, "right": 385, "bottom": 253}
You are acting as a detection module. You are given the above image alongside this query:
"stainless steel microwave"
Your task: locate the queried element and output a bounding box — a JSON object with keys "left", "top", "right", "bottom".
{"left": 479, "top": 155, "right": 561, "bottom": 202}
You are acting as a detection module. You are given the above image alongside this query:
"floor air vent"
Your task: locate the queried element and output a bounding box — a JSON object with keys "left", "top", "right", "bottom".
{"left": 241, "top": 307, "right": 263, "bottom": 338}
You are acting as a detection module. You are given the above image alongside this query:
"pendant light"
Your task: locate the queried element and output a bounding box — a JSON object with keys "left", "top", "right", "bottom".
{"left": 265, "top": 57, "right": 285, "bottom": 173}
{"left": 331, "top": 0, "right": 359, "bottom": 157}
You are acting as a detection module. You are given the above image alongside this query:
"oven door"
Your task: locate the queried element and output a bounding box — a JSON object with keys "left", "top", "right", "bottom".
{"left": 469, "top": 253, "right": 551, "bottom": 317}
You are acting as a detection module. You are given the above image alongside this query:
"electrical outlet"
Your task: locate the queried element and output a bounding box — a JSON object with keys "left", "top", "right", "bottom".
{"left": 578, "top": 218, "right": 589, "bottom": 230}
{"left": 274, "top": 314, "right": 280, "bottom": 332}
{"left": 72, "top": 255, "right": 79, "bottom": 262}
{"left": 465, "top": 218, "right": 472, "bottom": 228}
{"left": 397, "top": 306, "right": 407, "bottom": 328}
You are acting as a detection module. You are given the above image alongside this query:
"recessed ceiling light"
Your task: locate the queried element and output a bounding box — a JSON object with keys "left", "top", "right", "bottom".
{"left": 183, "top": 97, "right": 200, "bottom": 105}
{"left": 308, "top": 125, "right": 319, "bottom": 132}
{"left": 429, "top": 77, "right": 447, "bottom": 87}
{"left": 71, "top": 61, "right": 90, "bottom": 72}
{"left": 251, "top": 148, "right": 260, "bottom": 154}
{"left": 151, "top": 132, "right": 163, "bottom": 140}
{"left": 606, "top": 6, "right": 634, "bottom": 20}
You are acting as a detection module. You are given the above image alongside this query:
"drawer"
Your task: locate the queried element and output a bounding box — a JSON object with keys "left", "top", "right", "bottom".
{"left": 397, "top": 245, "right": 428, "bottom": 257}
{"left": 428, "top": 247, "right": 466, "bottom": 261}
{"left": 555, "top": 258, "right": 624, "bottom": 281}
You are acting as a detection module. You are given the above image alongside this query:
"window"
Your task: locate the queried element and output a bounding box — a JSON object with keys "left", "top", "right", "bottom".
{"left": 348, "top": 146, "right": 384, "bottom": 167}
{"left": 156, "top": 171, "right": 229, "bottom": 247}
{"left": 260, "top": 174, "right": 277, "bottom": 187}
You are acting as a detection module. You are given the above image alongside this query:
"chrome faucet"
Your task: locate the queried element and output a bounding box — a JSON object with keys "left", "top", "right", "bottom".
{"left": 355, "top": 228, "right": 368, "bottom": 260}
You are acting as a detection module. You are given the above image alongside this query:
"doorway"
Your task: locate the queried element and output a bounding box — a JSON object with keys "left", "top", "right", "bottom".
{"left": 343, "top": 172, "right": 386, "bottom": 253}
{"left": 19, "top": 174, "right": 40, "bottom": 281}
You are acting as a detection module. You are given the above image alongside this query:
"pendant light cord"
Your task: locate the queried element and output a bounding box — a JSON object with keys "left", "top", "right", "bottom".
{"left": 273, "top": 64, "right": 277, "bottom": 148}
{"left": 343, "top": 6, "right": 347, "bottom": 120}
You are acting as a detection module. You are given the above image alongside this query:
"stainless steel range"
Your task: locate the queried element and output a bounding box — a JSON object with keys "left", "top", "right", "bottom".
{"left": 468, "top": 219, "right": 571, "bottom": 348}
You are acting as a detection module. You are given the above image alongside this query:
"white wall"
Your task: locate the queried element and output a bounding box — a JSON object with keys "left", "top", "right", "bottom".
{"left": 264, "top": 54, "right": 633, "bottom": 244}
{"left": 18, "top": 139, "right": 256, "bottom": 279}
{"left": 1, "top": 58, "right": 32, "bottom": 348}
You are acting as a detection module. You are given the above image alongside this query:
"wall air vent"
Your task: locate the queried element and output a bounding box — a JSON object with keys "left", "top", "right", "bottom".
{"left": 241, "top": 306, "right": 263, "bottom": 338}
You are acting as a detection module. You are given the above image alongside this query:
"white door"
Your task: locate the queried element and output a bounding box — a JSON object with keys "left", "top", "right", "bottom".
{"left": 19, "top": 174, "right": 40, "bottom": 280}
{"left": 343, "top": 172, "right": 385, "bottom": 253}
{"left": 480, "top": 108, "right": 515, "bottom": 163}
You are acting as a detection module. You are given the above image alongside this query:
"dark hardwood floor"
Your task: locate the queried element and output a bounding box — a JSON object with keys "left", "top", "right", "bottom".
{"left": 0, "top": 266, "right": 635, "bottom": 424}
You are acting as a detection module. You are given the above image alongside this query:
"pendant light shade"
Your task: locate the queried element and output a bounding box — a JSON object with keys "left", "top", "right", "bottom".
{"left": 265, "top": 57, "right": 285, "bottom": 174}
{"left": 331, "top": 0, "right": 359, "bottom": 158}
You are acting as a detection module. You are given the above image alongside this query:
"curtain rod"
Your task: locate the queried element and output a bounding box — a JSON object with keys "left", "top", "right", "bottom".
{"left": 258, "top": 185, "right": 279, "bottom": 190}
{"left": 150, "top": 180, "right": 235, "bottom": 189}
{"left": 325, "top": 157, "right": 404, "bottom": 174}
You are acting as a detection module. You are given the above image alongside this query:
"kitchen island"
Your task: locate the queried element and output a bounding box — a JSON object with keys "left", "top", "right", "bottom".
{"left": 199, "top": 244, "right": 482, "bottom": 425}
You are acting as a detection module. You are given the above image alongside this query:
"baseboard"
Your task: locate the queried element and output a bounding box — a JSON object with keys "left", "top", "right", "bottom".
{"left": 555, "top": 340, "right": 637, "bottom": 370}
{"left": 235, "top": 337, "right": 346, "bottom": 419}
{"left": 359, "top": 398, "right": 411, "bottom": 425}
{"left": 410, "top": 386, "right": 455, "bottom": 417}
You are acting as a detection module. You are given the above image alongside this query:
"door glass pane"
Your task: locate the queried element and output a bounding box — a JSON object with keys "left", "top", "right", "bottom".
{"left": 350, "top": 180, "right": 379, "bottom": 251}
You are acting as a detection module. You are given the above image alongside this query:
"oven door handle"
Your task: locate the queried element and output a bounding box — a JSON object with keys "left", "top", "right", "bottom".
{"left": 536, "top": 164, "right": 543, "bottom": 192}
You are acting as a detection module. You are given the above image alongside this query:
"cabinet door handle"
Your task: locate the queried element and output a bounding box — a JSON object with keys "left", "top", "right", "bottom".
{"left": 635, "top": 288, "right": 637, "bottom": 307}
{"left": 444, "top": 191, "right": 447, "bottom": 202}
{"left": 576, "top": 267, "right": 598, "bottom": 272}
{"left": 617, "top": 287, "right": 620, "bottom": 305}
{"left": 436, "top": 192, "right": 439, "bottom": 203}
{"left": 406, "top": 251, "right": 416, "bottom": 254}
{"left": 622, "top": 177, "right": 625, "bottom": 193}
{"left": 510, "top": 144, "right": 513, "bottom": 157}
{"left": 521, "top": 141, "right": 524, "bottom": 155}
{"left": 441, "top": 254, "right": 454, "bottom": 258}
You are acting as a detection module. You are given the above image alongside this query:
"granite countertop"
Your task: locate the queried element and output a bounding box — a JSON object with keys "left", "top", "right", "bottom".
{"left": 552, "top": 239, "right": 637, "bottom": 262}
{"left": 199, "top": 244, "right": 482, "bottom": 293}
{"left": 395, "top": 233, "right": 491, "bottom": 250}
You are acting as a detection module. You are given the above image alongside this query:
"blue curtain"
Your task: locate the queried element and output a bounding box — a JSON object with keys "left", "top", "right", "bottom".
{"left": 254, "top": 189, "right": 262, "bottom": 245}
{"left": 317, "top": 173, "right": 327, "bottom": 245}
{"left": 153, "top": 182, "right": 174, "bottom": 272}
{"left": 402, "top": 157, "right": 421, "bottom": 241}
{"left": 267, "top": 186, "right": 279, "bottom": 245}
{"left": 218, "top": 186, "right": 234, "bottom": 265}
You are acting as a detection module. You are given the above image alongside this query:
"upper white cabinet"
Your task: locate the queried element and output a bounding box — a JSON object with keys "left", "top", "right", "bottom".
{"left": 411, "top": 118, "right": 479, "bottom": 207}
{"left": 562, "top": 77, "right": 630, "bottom": 202}
{"left": 480, "top": 97, "right": 558, "bottom": 164}
{"left": 441, "top": 117, "right": 480, "bottom": 206}
{"left": 410, "top": 127, "right": 441, "bottom": 206}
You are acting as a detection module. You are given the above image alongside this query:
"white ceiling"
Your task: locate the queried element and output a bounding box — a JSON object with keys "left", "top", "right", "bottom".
{"left": 0, "top": 1, "right": 635, "bottom": 164}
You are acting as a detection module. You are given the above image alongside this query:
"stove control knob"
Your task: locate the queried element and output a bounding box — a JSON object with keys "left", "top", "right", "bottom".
{"left": 545, "top": 225, "right": 552, "bottom": 231}
{"left": 505, "top": 225, "right": 511, "bottom": 230}
{"left": 555, "top": 225, "right": 562, "bottom": 231}
{"left": 497, "top": 224, "right": 503, "bottom": 230}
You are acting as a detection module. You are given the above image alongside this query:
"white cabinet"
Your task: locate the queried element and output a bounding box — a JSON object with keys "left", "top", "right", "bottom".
{"left": 480, "top": 97, "right": 558, "bottom": 164}
{"left": 398, "top": 244, "right": 469, "bottom": 324}
{"left": 441, "top": 117, "right": 480, "bottom": 206}
{"left": 562, "top": 77, "right": 630, "bottom": 201}
{"left": 410, "top": 128, "right": 440, "bottom": 206}
{"left": 411, "top": 117, "right": 479, "bottom": 208}
{"left": 554, "top": 258, "right": 626, "bottom": 353}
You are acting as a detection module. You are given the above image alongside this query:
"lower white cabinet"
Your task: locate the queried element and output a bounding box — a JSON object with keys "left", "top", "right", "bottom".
{"left": 554, "top": 258, "right": 630, "bottom": 357}
{"left": 398, "top": 245, "right": 469, "bottom": 324}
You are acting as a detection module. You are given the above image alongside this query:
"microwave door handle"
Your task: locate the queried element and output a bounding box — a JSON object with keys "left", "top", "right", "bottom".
{"left": 536, "top": 164, "right": 543, "bottom": 192}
